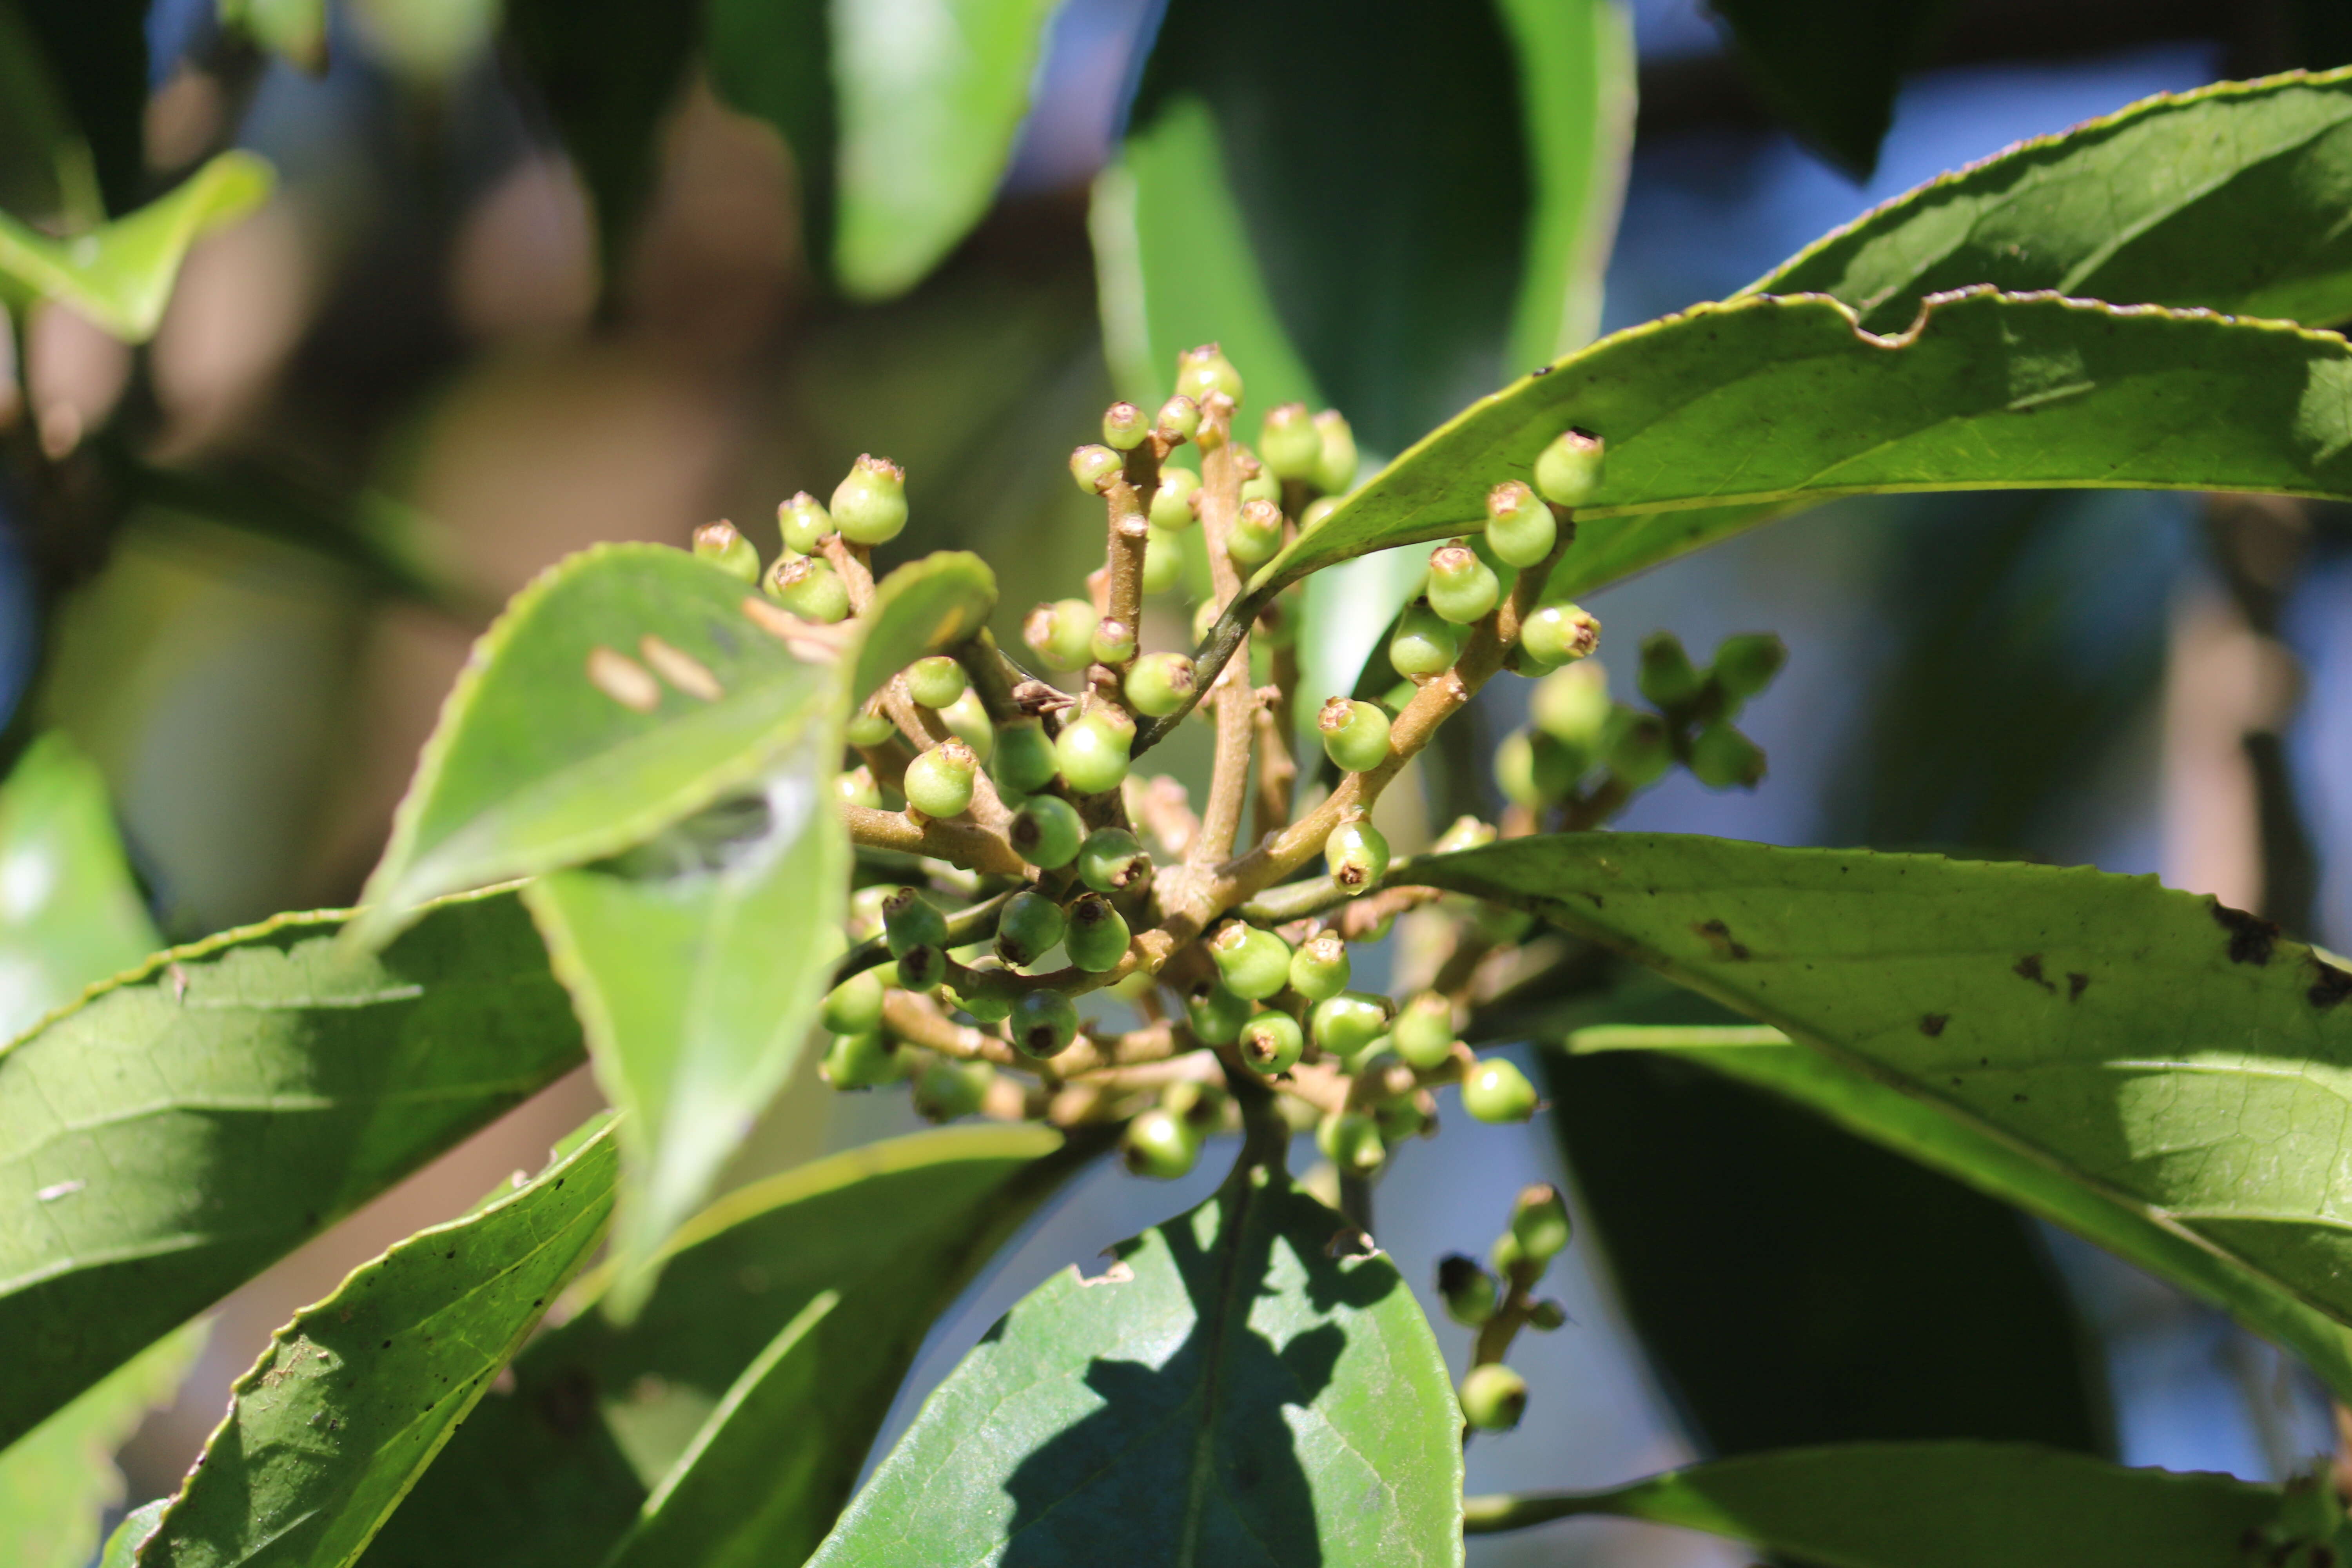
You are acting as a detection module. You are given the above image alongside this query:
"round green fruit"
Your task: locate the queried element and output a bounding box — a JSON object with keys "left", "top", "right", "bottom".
{"left": 903, "top": 740, "right": 978, "bottom": 818}
{"left": 1009, "top": 987, "right": 1079, "bottom": 1058}
{"left": 1437, "top": 1254, "right": 1497, "bottom": 1327}
{"left": 1459, "top": 1363, "right": 1529, "bottom": 1431}
{"left": 1390, "top": 603, "right": 1463, "bottom": 678}
{"left": 1427, "top": 544, "right": 1501, "bottom": 624}
{"left": 1483, "top": 480, "right": 1556, "bottom": 568}
{"left": 820, "top": 969, "right": 885, "bottom": 1034}
{"left": 1392, "top": 991, "right": 1455, "bottom": 1070}
{"left": 905, "top": 655, "right": 968, "bottom": 710}
{"left": 830, "top": 454, "right": 909, "bottom": 545}
{"left": 1511, "top": 1183, "right": 1573, "bottom": 1261}
{"left": 1054, "top": 710, "right": 1134, "bottom": 795}
{"left": 1323, "top": 817, "right": 1391, "bottom": 894}
{"left": 882, "top": 887, "right": 948, "bottom": 956}
{"left": 1240, "top": 1011, "right": 1304, "bottom": 1075}
{"left": 821, "top": 1030, "right": 901, "bottom": 1089}
{"left": 1209, "top": 921, "right": 1293, "bottom": 1001}
{"left": 1077, "top": 828, "right": 1151, "bottom": 891}
{"left": 1287, "top": 931, "right": 1350, "bottom": 1002}
{"left": 995, "top": 890, "right": 1068, "bottom": 970}
{"left": 1520, "top": 602, "right": 1601, "bottom": 668}
{"left": 991, "top": 719, "right": 1059, "bottom": 794}
{"left": 1258, "top": 401, "right": 1322, "bottom": 479}
{"left": 1316, "top": 1110, "right": 1385, "bottom": 1175}
{"left": 1024, "top": 599, "right": 1099, "bottom": 673}
{"left": 916, "top": 1057, "right": 994, "bottom": 1120}
{"left": 1310, "top": 991, "right": 1392, "bottom": 1060}
{"left": 1009, "top": 793, "right": 1084, "bottom": 869}
{"left": 1126, "top": 652, "right": 1196, "bottom": 717}
{"left": 1064, "top": 893, "right": 1132, "bottom": 973}
{"left": 1122, "top": 1107, "right": 1201, "bottom": 1179}
{"left": 777, "top": 492, "right": 831, "bottom": 554}
{"left": 692, "top": 520, "right": 760, "bottom": 583}
{"left": 1185, "top": 983, "right": 1252, "bottom": 1045}
{"left": 764, "top": 555, "right": 849, "bottom": 623}
{"left": 1462, "top": 1056, "right": 1540, "bottom": 1123}
{"left": 1318, "top": 697, "right": 1392, "bottom": 774}
{"left": 1532, "top": 428, "right": 1603, "bottom": 508}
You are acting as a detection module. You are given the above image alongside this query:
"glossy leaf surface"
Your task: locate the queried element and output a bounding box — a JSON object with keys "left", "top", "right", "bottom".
{"left": 808, "top": 1162, "right": 1462, "bottom": 1568}
{"left": 524, "top": 749, "right": 847, "bottom": 1292}
{"left": 1241, "top": 289, "right": 2352, "bottom": 613}
{"left": 138, "top": 1124, "right": 619, "bottom": 1568}
{"left": 356, "top": 543, "right": 841, "bottom": 942}
{"left": 0, "top": 1323, "right": 203, "bottom": 1568}
{"left": 0, "top": 733, "right": 160, "bottom": 1041}
{"left": 0, "top": 890, "right": 583, "bottom": 1449}
{"left": 830, "top": 0, "right": 1059, "bottom": 298}
{"left": 1400, "top": 835, "right": 2352, "bottom": 1379}
{"left": 358, "top": 1125, "right": 1089, "bottom": 1568}
{"left": 851, "top": 550, "right": 999, "bottom": 710}
{"left": 1565, "top": 1022, "right": 2352, "bottom": 1400}
{"left": 1753, "top": 66, "right": 2352, "bottom": 332}
{"left": 1463, "top": 1441, "right": 2290, "bottom": 1566}
{"left": 0, "top": 151, "right": 271, "bottom": 339}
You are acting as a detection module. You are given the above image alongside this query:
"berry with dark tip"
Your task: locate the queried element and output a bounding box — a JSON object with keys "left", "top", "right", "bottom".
{"left": 1010, "top": 987, "right": 1079, "bottom": 1058}
{"left": 995, "top": 890, "right": 1068, "bottom": 969}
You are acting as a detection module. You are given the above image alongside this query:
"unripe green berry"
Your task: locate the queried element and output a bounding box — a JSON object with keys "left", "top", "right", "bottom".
{"left": 1392, "top": 990, "right": 1455, "bottom": 1070}
{"left": 1150, "top": 466, "right": 1201, "bottom": 531}
{"left": 1495, "top": 727, "right": 1582, "bottom": 808}
{"left": 1533, "top": 428, "right": 1604, "bottom": 508}
{"left": 1239, "top": 468, "right": 1283, "bottom": 508}
{"left": 822, "top": 1030, "right": 902, "bottom": 1089}
{"left": 821, "top": 968, "right": 885, "bottom": 1034}
{"left": 1102, "top": 401, "right": 1149, "bottom": 451}
{"left": 1317, "top": 1110, "right": 1385, "bottom": 1175}
{"left": 1713, "top": 632, "right": 1787, "bottom": 699}
{"left": 1605, "top": 706, "right": 1673, "bottom": 786}
{"left": 991, "top": 719, "right": 1058, "bottom": 793}
{"left": 1055, "top": 709, "right": 1133, "bottom": 795}
{"left": 693, "top": 519, "right": 760, "bottom": 582}
{"left": 948, "top": 960, "right": 1016, "bottom": 1022}
{"left": 1125, "top": 651, "right": 1196, "bottom": 718}
{"left": 1209, "top": 921, "right": 1293, "bottom": 1001}
{"left": 1318, "top": 697, "right": 1392, "bottom": 774}
{"left": 1528, "top": 1298, "right": 1568, "bottom": 1331}
{"left": 846, "top": 706, "right": 899, "bottom": 748}
{"left": 1009, "top": 792, "right": 1084, "bottom": 868}
{"left": 1091, "top": 617, "right": 1138, "bottom": 666}
{"left": 903, "top": 739, "right": 978, "bottom": 818}
{"left": 1521, "top": 602, "right": 1602, "bottom": 668}
{"left": 1481, "top": 481, "right": 1556, "bottom": 568}
{"left": 906, "top": 655, "right": 967, "bottom": 710}
{"left": 1463, "top": 1056, "right": 1540, "bottom": 1123}
{"left": 830, "top": 454, "right": 908, "bottom": 545}
{"left": 916, "top": 1057, "right": 993, "bottom": 1120}
{"left": 1433, "top": 815, "right": 1497, "bottom": 854}
{"left": 1312, "top": 409, "right": 1357, "bottom": 495}
{"left": 1174, "top": 342, "right": 1243, "bottom": 406}
{"left": 1287, "top": 931, "right": 1350, "bottom": 1002}
{"left": 1156, "top": 394, "right": 1201, "bottom": 442}
{"left": 1511, "top": 1183, "right": 1573, "bottom": 1261}
{"left": 765, "top": 555, "right": 850, "bottom": 623}
{"left": 1427, "top": 543, "right": 1501, "bottom": 624}
{"left": 1186, "top": 983, "right": 1251, "bottom": 1045}
{"left": 1024, "top": 599, "right": 1099, "bottom": 672}
{"left": 895, "top": 942, "right": 944, "bottom": 992}
{"left": 1377, "top": 1094, "right": 1430, "bottom": 1142}
{"left": 1076, "top": 827, "right": 1151, "bottom": 891}
{"left": 1229, "top": 497, "right": 1284, "bottom": 566}
{"left": 1490, "top": 1230, "right": 1528, "bottom": 1278}
{"left": 1690, "top": 721, "right": 1767, "bottom": 789}
{"left": 1390, "top": 603, "right": 1464, "bottom": 678}
{"left": 1009, "top": 987, "right": 1079, "bottom": 1058}
{"left": 1459, "top": 1363, "right": 1529, "bottom": 1431}
{"left": 1064, "top": 892, "right": 1132, "bottom": 973}
{"left": 1299, "top": 495, "right": 1341, "bottom": 533}
{"left": 996, "top": 889, "right": 1068, "bottom": 969}
{"left": 1122, "top": 1107, "right": 1200, "bottom": 1178}
{"left": 778, "top": 491, "right": 832, "bottom": 554}
{"left": 1311, "top": 991, "right": 1392, "bottom": 1060}
{"left": 1638, "top": 631, "right": 1703, "bottom": 708}
{"left": 1142, "top": 525, "right": 1185, "bottom": 593}
{"left": 1258, "top": 402, "right": 1321, "bottom": 479}
{"left": 1323, "top": 817, "right": 1390, "bottom": 894}
{"left": 1069, "top": 443, "right": 1122, "bottom": 494}
{"left": 835, "top": 766, "right": 882, "bottom": 809}
{"left": 938, "top": 689, "right": 993, "bottom": 762}
{"left": 1437, "top": 1254, "right": 1498, "bottom": 1327}
{"left": 882, "top": 887, "right": 948, "bottom": 956}
{"left": 1240, "top": 1011, "right": 1304, "bottom": 1075}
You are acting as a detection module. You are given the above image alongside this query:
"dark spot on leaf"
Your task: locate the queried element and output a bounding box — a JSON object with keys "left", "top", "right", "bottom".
{"left": 2014, "top": 955, "right": 2054, "bottom": 992}
{"left": 1582, "top": 891, "right": 1604, "bottom": 907}
{"left": 2013, "top": 1093, "right": 2028, "bottom": 1102}
{"left": 381, "top": 1340, "right": 390, "bottom": 1350}
{"left": 2309, "top": 957, "right": 2352, "bottom": 1009}
{"left": 2067, "top": 973, "right": 2089, "bottom": 1001}
{"left": 1692, "top": 919, "right": 1750, "bottom": 960}
{"left": 2209, "top": 898, "right": 2278, "bottom": 965}
{"left": 1920, "top": 1014, "right": 1947, "bottom": 1036}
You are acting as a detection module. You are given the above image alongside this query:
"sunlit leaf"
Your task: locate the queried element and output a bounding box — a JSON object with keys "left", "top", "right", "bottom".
{"left": 0, "top": 733, "right": 159, "bottom": 1041}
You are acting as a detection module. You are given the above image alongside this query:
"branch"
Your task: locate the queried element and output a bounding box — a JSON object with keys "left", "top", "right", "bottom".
{"left": 840, "top": 802, "right": 1024, "bottom": 875}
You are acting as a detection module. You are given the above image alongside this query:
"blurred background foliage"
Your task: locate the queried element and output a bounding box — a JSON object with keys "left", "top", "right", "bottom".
{"left": 11, "top": 0, "right": 2352, "bottom": 1562}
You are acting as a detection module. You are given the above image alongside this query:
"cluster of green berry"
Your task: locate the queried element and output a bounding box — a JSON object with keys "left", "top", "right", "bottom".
{"left": 1439, "top": 1183, "right": 1575, "bottom": 1432}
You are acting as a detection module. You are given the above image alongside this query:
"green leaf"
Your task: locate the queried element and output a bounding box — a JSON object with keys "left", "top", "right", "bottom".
{"left": 354, "top": 542, "right": 842, "bottom": 944}
{"left": 136, "top": 1122, "right": 619, "bottom": 1568}
{"left": 523, "top": 754, "right": 848, "bottom": 1294}
{"left": 503, "top": 0, "right": 698, "bottom": 277}
{"left": 0, "top": 1322, "right": 204, "bottom": 1568}
{"left": 1708, "top": 0, "right": 1948, "bottom": 179}
{"left": 0, "top": 733, "right": 160, "bottom": 1041}
{"left": 218, "top": 0, "right": 328, "bottom": 71}
{"left": 0, "top": 889, "right": 584, "bottom": 1450}
{"left": 356, "top": 1124, "right": 1090, "bottom": 1568}
{"left": 851, "top": 550, "right": 1000, "bottom": 710}
{"left": 807, "top": 1160, "right": 1461, "bottom": 1568}
{"left": 1243, "top": 287, "right": 2352, "bottom": 613}
{"left": 0, "top": 152, "right": 273, "bottom": 341}
{"left": 830, "top": 0, "right": 1060, "bottom": 298}
{"left": 1541, "top": 1043, "right": 2107, "bottom": 1455}
{"left": 0, "top": 0, "right": 103, "bottom": 227}
{"left": 1461, "top": 1441, "right": 2289, "bottom": 1566}
{"left": 1753, "top": 66, "right": 2352, "bottom": 333}
{"left": 1092, "top": 96, "right": 1325, "bottom": 417}
{"left": 1496, "top": 0, "right": 1637, "bottom": 370}
{"left": 17, "top": 0, "right": 145, "bottom": 214}
{"left": 100, "top": 1502, "right": 167, "bottom": 1568}
{"left": 705, "top": 0, "right": 833, "bottom": 276}
{"left": 1564, "top": 1021, "right": 2352, "bottom": 1401}
{"left": 1396, "top": 834, "right": 2352, "bottom": 1396}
